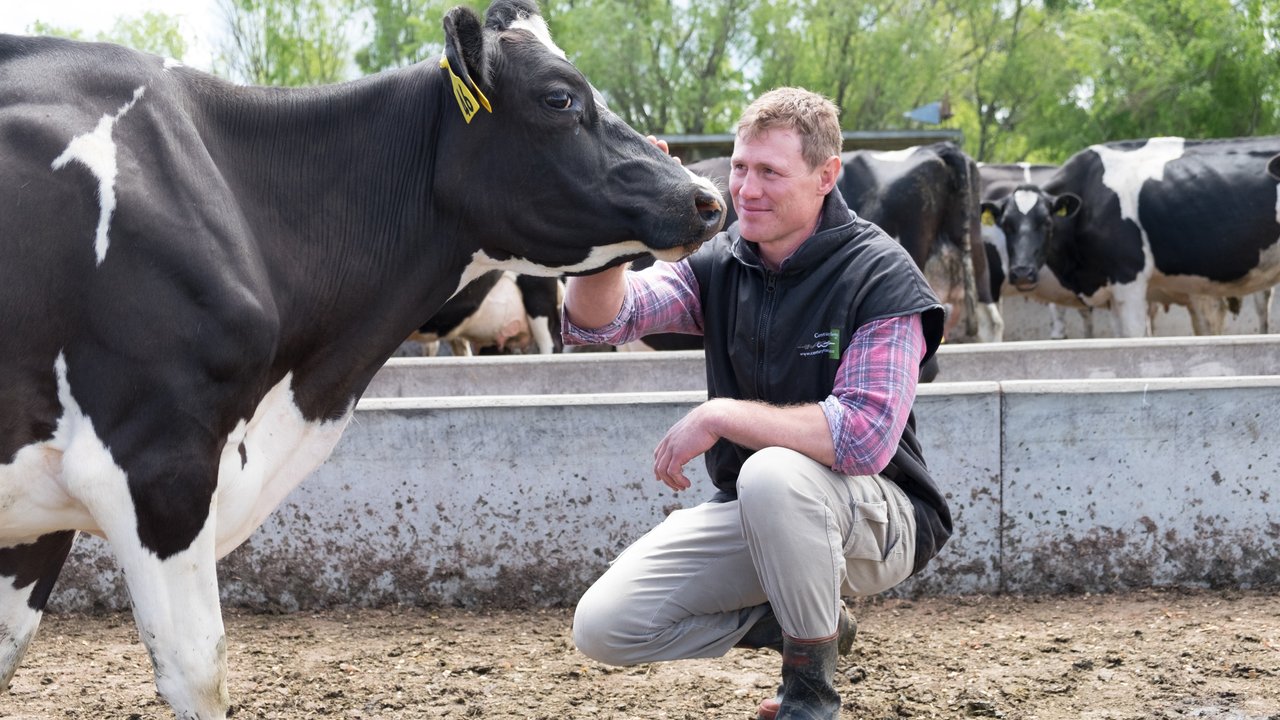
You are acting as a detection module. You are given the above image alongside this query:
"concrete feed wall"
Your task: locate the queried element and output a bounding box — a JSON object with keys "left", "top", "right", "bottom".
{"left": 50, "top": 372, "right": 1280, "bottom": 611}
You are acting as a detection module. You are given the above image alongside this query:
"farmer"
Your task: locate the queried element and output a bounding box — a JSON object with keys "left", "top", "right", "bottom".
{"left": 563, "top": 86, "right": 952, "bottom": 720}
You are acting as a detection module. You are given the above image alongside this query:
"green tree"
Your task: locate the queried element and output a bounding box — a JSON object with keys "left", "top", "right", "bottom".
{"left": 106, "top": 11, "right": 189, "bottom": 60}
{"left": 943, "top": 0, "right": 1083, "bottom": 162}
{"left": 355, "top": 0, "right": 486, "bottom": 73}
{"left": 1059, "top": 0, "right": 1280, "bottom": 150}
{"left": 750, "top": 0, "right": 952, "bottom": 135}
{"left": 550, "top": 0, "right": 755, "bottom": 135}
{"left": 29, "top": 13, "right": 187, "bottom": 61}
{"left": 217, "top": 0, "right": 358, "bottom": 85}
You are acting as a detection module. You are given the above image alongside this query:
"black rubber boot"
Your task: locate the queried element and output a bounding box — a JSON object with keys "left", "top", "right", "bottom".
{"left": 761, "top": 634, "right": 841, "bottom": 720}
{"left": 736, "top": 602, "right": 857, "bottom": 655}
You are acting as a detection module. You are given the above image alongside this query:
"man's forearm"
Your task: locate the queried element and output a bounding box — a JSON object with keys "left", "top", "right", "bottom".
{"left": 564, "top": 264, "right": 627, "bottom": 329}
{"left": 703, "top": 398, "right": 837, "bottom": 468}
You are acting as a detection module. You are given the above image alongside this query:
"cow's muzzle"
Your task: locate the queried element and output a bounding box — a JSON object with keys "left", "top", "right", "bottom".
{"left": 1010, "top": 266, "right": 1040, "bottom": 291}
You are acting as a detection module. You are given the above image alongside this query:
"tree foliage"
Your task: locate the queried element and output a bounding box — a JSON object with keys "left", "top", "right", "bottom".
{"left": 65, "top": 0, "right": 1279, "bottom": 161}
{"left": 540, "top": 0, "right": 754, "bottom": 134}
{"left": 30, "top": 12, "right": 188, "bottom": 61}
{"left": 216, "top": 0, "right": 358, "bottom": 86}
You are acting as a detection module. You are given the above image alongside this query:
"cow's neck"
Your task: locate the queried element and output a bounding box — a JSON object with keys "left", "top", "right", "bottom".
{"left": 195, "top": 68, "right": 468, "bottom": 418}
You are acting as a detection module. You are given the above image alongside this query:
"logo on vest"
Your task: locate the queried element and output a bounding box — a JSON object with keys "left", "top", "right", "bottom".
{"left": 798, "top": 329, "right": 840, "bottom": 358}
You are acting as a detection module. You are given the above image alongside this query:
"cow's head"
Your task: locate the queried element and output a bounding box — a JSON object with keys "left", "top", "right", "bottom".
{"left": 981, "top": 184, "right": 1080, "bottom": 291}
{"left": 432, "top": 0, "right": 723, "bottom": 276}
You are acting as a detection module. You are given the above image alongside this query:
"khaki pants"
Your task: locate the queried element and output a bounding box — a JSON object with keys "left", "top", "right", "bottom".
{"left": 573, "top": 447, "right": 917, "bottom": 666}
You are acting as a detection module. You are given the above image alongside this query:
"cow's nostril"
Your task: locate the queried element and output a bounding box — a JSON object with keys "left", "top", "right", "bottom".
{"left": 695, "top": 188, "right": 724, "bottom": 227}
{"left": 1010, "top": 266, "right": 1039, "bottom": 290}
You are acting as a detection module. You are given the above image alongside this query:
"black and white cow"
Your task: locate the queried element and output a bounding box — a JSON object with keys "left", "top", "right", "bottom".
{"left": 410, "top": 272, "right": 563, "bottom": 355}
{"left": 0, "top": 1, "right": 723, "bottom": 717}
{"left": 981, "top": 136, "right": 1280, "bottom": 337}
{"left": 838, "top": 142, "right": 1003, "bottom": 342}
{"left": 978, "top": 162, "right": 1094, "bottom": 339}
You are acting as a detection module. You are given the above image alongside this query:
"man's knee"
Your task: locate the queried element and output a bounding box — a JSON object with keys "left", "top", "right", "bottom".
{"left": 737, "top": 446, "right": 810, "bottom": 510}
{"left": 572, "top": 586, "right": 638, "bottom": 666}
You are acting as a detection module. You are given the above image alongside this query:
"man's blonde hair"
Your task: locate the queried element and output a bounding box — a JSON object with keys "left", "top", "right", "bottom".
{"left": 736, "top": 87, "right": 842, "bottom": 170}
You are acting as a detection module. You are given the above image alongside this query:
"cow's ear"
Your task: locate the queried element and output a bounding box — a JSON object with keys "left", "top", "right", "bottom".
{"left": 1267, "top": 153, "right": 1280, "bottom": 181}
{"left": 441, "top": 5, "right": 493, "bottom": 122}
{"left": 1052, "top": 193, "right": 1082, "bottom": 219}
{"left": 443, "top": 5, "right": 489, "bottom": 93}
{"left": 980, "top": 201, "right": 1001, "bottom": 226}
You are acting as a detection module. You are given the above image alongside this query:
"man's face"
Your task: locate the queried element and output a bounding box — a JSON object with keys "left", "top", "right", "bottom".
{"left": 728, "top": 128, "right": 830, "bottom": 257}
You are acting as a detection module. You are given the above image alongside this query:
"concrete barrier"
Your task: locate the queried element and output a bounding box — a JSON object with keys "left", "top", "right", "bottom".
{"left": 366, "top": 335, "right": 1280, "bottom": 397}
{"left": 50, "top": 375, "right": 1280, "bottom": 611}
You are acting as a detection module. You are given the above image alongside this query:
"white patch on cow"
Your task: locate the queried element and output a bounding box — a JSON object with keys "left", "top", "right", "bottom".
{"left": 1274, "top": 178, "right": 1280, "bottom": 225}
{"left": 0, "top": 576, "right": 45, "bottom": 691}
{"left": 0, "top": 355, "right": 124, "bottom": 544}
{"left": 1109, "top": 280, "right": 1154, "bottom": 337}
{"left": 870, "top": 146, "right": 919, "bottom": 163}
{"left": 1091, "top": 137, "right": 1185, "bottom": 225}
{"left": 982, "top": 225, "right": 1009, "bottom": 276}
{"left": 510, "top": 15, "right": 566, "bottom": 60}
{"left": 457, "top": 242, "right": 675, "bottom": 296}
{"left": 50, "top": 86, "right": 146, "bottom": 265}
{"left": 1013, "top": 189, "right": 1039, "bottom": 215}
{"left": 1017, "top": 162, "right": 1034, "bottom": 183}
{"left": 213, "top": 373, "right": 353, "bottom": 558}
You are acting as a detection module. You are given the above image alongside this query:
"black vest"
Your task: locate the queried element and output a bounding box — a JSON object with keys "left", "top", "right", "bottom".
{"left": 687, "top": 190, "right": 952, "bottom": 575}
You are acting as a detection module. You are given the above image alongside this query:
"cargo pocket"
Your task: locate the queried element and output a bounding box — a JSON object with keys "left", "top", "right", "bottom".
{"left": 842, "top": 500, "right": 897, "bottom": 562}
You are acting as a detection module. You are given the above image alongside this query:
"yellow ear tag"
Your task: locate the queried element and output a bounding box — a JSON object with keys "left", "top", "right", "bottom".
{"left": 981, "top": 208, "right": 996, "bottom": 226}
{"left": 1055, "top": 205, "right": 1069, "bottom": 217}
{"left": 440, "top": 56, "right": 493, "bottom": 123}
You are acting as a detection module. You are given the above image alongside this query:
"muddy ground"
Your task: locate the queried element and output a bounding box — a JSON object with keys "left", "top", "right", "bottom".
{"left": 4, "top": 588, "right": 1278, "bottom": 719}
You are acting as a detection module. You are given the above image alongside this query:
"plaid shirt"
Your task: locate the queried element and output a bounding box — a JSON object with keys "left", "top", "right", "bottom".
{"left": 563, "top": 260, "right": 927, "bottom": 476}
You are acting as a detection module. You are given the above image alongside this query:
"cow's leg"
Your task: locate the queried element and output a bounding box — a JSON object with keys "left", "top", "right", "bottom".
{"left": 975, "top": 302, "right": 1004, "bottom": 343}
{"left": 95, "top": 502, "right": 228, "bottom": 719}
{"left": 1078, "top": 308, "right": 1096, "bottom": 338}
{"left": 1254, "top": 289, "right": 1274, "bottom": 333}
{"left": 1047, "top": 304, "right": 1068, "bottom": 340}
{"left": 1110, "top": 282, "right": 1152, "bottom": 337}
{"left": 0, "top": 531, "right": 77, "bottom": 692}
{"left": 1186, "top": 295, "right": 1226, "bottom": 336}
{"left": 63, "top": 436, "right": 228, "bottom": 719}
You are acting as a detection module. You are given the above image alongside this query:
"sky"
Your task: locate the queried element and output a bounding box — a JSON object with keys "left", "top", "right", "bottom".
{"left": 0, "top": 0, "right": 223, "bottom": 69}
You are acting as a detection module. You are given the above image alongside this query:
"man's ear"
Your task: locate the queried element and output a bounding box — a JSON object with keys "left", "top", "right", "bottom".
{"left": 442, "top": 5, "right": 488, "bottom": 95}
{"left": 817, "top": 155, "right": 842, "bottom": 195}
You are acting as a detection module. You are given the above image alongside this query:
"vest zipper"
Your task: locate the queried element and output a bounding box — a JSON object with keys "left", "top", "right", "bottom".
{"left": 755, "top": 271, "right": 777, "bottom": 397}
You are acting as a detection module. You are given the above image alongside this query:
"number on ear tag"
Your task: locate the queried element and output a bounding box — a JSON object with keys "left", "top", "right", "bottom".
{"left": 440, "top": 56, "right": 493, "bottom": 123}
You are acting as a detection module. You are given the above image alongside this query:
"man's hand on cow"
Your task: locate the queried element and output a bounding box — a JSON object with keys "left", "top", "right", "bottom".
{"left": 652, "top": 401, "right": 721, "bottom": 491}
{"left": 645, "top": 135, "right": 682, "bottom": 166}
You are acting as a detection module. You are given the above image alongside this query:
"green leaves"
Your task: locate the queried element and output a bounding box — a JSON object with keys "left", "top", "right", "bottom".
{"left": 34, "top": 0, "right": 1277, "bottom": 159}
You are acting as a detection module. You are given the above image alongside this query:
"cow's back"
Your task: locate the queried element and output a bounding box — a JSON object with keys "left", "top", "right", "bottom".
{"left": 1046, "top": 136, "right": 1280, "bottom": 293}
{"left": 1, "top": 36, "right": 279, "bottom": 458}
{"left": 1137, "top": 141, "right": 1280, "bottom": 282}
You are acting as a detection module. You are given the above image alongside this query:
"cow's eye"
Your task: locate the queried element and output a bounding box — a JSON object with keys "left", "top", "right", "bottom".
{"left": 545, "top": 90, "right": 573, "bottom": 110}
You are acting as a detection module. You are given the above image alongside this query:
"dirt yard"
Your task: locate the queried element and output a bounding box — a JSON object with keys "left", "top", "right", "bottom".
{"left": 4, "top": 589, "right": 1278, "bottom": 720}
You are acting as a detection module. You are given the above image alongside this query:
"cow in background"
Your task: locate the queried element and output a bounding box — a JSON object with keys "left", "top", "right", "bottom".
{"left": 410, "top": 272, "right": 564, "bottom": 355}
{"left": 982, "top": 136, "right": 1280, "bottom": 337}
{"left": 979, "top": 163, "right": 1095, "bottom": 339}
{"left": 0, "top": 1, "right": 724, "bottom": 716}
{"left": 837, "top": 143, "right": 1002, "bottom": 342}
